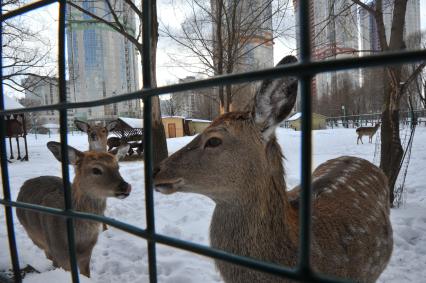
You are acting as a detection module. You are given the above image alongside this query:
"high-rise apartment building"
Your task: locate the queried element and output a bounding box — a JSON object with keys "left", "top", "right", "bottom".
{"left": 359, "top": 0, "right": 421, "bottom": 53}
{"left": 67, "top": 0, "right": 141, "bottom": 123}
{"left": 211, "top": 0, "right": 274, "bottom": 111}
{"left": 293, "top": 0, "right": 360, "bottom": 101}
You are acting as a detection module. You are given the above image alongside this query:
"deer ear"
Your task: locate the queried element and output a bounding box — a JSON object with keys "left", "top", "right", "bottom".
{"left": 252, "top": 55, "right": 298, "bottom": 141}
{"left": 47, "top": 141, "right": 83, "bottom": 165}
{"left": 114, "top": 144, "right": 130, "bottom": 161}
{"left": 74, "top": 120, "right": 89, "bottom": 133}
{"left": 106, "top": 120, "right": 118, "bottom": 132}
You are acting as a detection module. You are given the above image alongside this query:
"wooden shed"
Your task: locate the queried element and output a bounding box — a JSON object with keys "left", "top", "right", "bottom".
{"left": 287, "top": 112, "right": 327, "bottom": 131}
{"left": 162, "top": 116, "right": 185, "bottom": 138}
{"left": 186, "top": 118, "right": 211, "bottom": 135}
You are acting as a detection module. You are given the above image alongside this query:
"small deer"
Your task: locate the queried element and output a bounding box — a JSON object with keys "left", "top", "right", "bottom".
{"left": 154, "top": 56, "right": 392, "bottom": 282}
{"left": 16, "top": 142, "right": 131, "bottom": 277}
{"left": 356, "top": 123, "right": 380, "bottom": 144}
{"left": 74, "top": 119, "right": 118, "bottom": 152}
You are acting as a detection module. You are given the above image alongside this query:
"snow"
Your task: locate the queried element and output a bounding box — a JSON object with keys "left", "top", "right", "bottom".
{"left": 41, "top": 124, "right": 60, "bottom": 129}
{"left": 286, "top": 112, "right": 301, "bottom": 121}
{"left": 185, "top": 118, "right": 211, "bottom": 123}
{"left": 1, "top": 127, "right": 426, "bottom": 282}
{"left": 118, "top": 117, "right": 143, "bottom": 129}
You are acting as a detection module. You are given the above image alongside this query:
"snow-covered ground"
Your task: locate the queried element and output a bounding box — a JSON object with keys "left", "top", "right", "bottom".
{"left": 1, "top": 127, "right": 425, "bottom": 282}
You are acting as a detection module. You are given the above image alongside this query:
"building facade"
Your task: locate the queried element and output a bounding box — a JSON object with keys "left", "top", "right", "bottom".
{"left": 20, "top": 75, "right": 74, "bottom": 129}
{"left": 67, "top": 0, "right": 141, "bottom": 123}
{"left": 211, "top": 0, "right": 274, "bottom": 111}
{"left": 359, "top": 0, "right": 421, "bottom": 53}
{"left": 293, "top": 0, "right": 360, "bottom": 108}
{"left": 166, "top": 76, "right": 219, "bottom": 120}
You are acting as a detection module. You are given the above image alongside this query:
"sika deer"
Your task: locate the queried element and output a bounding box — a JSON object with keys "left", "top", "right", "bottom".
{"left": 356, "top": 123, "right": 380, "bottom": 144}
{"left": 74, "top": 119, "right": 118, "bottom": 151}
{"left": 16, "top": 142, "right": 131, "bottom": 277}
{"left": 154, "top": 56, "right": 393, "bottom": 282}
{"left": 75, "top": 119, "right": 120, "bottom": 230}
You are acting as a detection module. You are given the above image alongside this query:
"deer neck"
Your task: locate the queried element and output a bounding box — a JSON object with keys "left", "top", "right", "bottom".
{"left": 71, "top": 182, "right": 107, "bottom": 216}
{"left": 210, "top": 166, "right": 299, "bottom": 267}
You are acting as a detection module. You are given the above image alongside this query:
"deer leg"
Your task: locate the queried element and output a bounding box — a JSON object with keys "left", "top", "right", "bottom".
{"left": 16, "top": 137, "right": 21, "bottom": 160}
{"left": 102, "top": 223, "right": 108, "bottom": 231}
{"left": 9, "top": 137, "right": 14, "bottom": 159}
{"left": 23, "top": 135, "right": 29, "bottom": 161}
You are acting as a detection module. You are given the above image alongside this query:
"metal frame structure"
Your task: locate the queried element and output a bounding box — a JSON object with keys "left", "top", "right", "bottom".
{"left": 1, "top": 1, "right": 426, "bottom": 283}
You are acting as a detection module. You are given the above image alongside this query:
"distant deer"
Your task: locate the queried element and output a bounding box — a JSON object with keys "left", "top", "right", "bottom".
{"left": 356, "top": 123, "right": 380, "bottom": 144}
{"left": 16, "top": 142, "right": 131, "bottom": 277}
{"left": 154, "top": 56, "right": 392, "bottom": 283}
{"left": 74, "top": 120, "right": 118, "bottom": 152}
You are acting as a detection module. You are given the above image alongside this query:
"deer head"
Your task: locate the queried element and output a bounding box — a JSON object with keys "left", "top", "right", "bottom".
{"left": 154, "top": 56, "right": 298, "bottom": 203}
{"left": 74, "top": 120, "right": 118, "bottom": 151}
{"left": 47, "top": 142, "right": 131, "bottom": 199}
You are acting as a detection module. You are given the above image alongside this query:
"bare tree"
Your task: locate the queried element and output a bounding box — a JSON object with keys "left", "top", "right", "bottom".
{"left": 2, "top": 0, "right": 55, "bottom": 94}
{"left": 352, "top": 0, "right": 426, "bottom": 203}
{"left": 67, "top": 0, "right": 168, "bottom": 166}
{"left": 162, "top": 0, "right": 293, "bottom": 113}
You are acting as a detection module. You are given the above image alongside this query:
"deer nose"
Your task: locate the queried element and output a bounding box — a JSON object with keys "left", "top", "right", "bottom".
{"left": 90, "top": 133, "right": 97, "bottom": 140}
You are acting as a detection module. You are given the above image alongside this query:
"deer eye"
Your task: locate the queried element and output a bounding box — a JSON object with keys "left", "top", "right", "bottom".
{"left": 205, "top": 137, "right": 222, "bottom": 148}
{"left": 92, "top": 168, "right": 103, "bottom": 175}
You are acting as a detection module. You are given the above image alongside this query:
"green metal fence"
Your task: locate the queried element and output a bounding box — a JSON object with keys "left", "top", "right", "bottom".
{"left": 1, "top": 1, "right": 426, "bottom": 283}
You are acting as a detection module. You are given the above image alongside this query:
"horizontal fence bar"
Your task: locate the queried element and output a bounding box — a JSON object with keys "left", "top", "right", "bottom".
{"left": 1, "top": 49, "right": 425, "bottom": 117}
{"left": 1, "top": 0, "right": 58, "bottom": 21}
{"left": 0, "top": 198, "right": 350, "bottom": 283}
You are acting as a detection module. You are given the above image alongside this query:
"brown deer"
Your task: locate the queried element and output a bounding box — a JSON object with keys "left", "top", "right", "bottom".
{"left": 74, "top": 119, "right": 118, "bottom": 152}
{"left": 75, "top": 119, "right": 120, "bottom": 230}
{"left": 154, "top": 56, "right": 393, "bottom": 283}
{"left": 356, "top": 123, "right": 380, "bottom": 144}
{"left": 16, "top": 142, "right": 131, "bottom": 277}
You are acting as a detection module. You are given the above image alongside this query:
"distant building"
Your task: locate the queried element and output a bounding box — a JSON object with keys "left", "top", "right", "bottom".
{"left": 20, "top": 75, "right": 74, "bottom": 129}
{"left": 359, "top": 0, "right": 421, "bottom": 53}
{"left": 211, "top": 0, "right": 274, "bottom": 111}
{"left": 168, "top": 76, "right": 218, "bottom": 120}
{"left": 67, "top": 0, "right": 141, "bottom": 123}
{"left": 293, "top": 0, "right": 360, "bottom": 102}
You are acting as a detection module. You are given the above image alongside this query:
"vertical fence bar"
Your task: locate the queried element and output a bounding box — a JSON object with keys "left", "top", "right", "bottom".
{"left": 0, "top": 13, "right": 22, "bottom": 282}
{"left": 58, "top": 1, "right": 79, "bottom": 282}
{"left": 142, "top": 0, "right": 157, "bottom": 282}
{"left": 298, "top": 0, "right": 313, "bottom": 276}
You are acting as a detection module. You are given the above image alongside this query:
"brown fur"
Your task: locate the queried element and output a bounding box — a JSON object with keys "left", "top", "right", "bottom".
{"left": 356, "top": 123, "right": 380, "bottom": 144}
{"left": 16, "top": 145, "right": 131, "bottom": 277}
{"left": 154, "top": 115, "right": 392, "bottom": 283}
{"left": 154, "top": 57, "right": 391, "bottom": 282}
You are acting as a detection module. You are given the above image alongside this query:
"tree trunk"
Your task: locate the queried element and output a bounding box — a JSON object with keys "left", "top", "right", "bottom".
{"left": 149, "top": 0, "right": 168, "bottom": 166}
{"left": 380, "top": 79, "right": 403, "bottom": 205}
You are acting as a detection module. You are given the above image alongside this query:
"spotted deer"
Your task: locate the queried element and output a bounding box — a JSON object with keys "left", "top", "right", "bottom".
{"left": 16, "top": 142, "right": 131, "bottom": 277}
{"left": 154, "top": 56, "right": 393, "bottom": 283}
{"left": 74, "top": 119, "right": 118, "bottom": 152}
{"left": 356, "top": 123, "right": 380, "bottom": 144}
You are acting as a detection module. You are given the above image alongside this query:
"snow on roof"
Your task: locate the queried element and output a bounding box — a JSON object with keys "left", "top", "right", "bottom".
{"left": 118, "top": 117, "right": 143, "bottom": 129}
{"left": 42, "top": 123, "right": 60, "bottom": 129}
{"left": 4, "top": 95, "right": 24, "bottom": 109}
{"left": 186, "top": 118, "right": 211, "bottom": 123}
{"left": 162, "top": 116, "right": 186, "bottom": 120}
{"left": 287, "top": 112, "right": 301, "bottom": 121}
